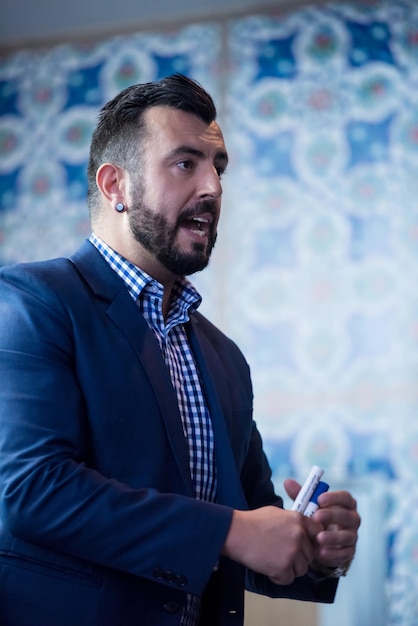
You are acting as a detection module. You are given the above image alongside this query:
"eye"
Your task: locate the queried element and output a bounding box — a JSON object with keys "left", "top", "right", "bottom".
{"left": 177, "top": 160, "right": 194, "bottom": 171}
{"left": 216, "top": 165, "right": 226, "bottom": 179}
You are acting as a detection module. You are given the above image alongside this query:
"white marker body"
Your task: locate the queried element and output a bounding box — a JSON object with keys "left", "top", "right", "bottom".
{"left": 291, "top": 465, "right": 324, "bottom": 514}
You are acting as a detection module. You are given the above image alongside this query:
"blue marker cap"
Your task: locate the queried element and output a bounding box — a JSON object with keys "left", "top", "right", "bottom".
{"left": 310, "top": 481, "right": 329, "bottom": 505}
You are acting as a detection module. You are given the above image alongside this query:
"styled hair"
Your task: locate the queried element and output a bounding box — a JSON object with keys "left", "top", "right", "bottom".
{"left": 87, "top": 74, "right": 217, "bottom": 216}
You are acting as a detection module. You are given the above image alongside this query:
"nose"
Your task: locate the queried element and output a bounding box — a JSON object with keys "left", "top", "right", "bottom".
{"left": 198, "top": 165, "right": 223, "bottom": 200}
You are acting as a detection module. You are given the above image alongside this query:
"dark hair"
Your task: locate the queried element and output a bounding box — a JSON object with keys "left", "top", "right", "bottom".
{"left": 87, "top": 74, "right": 217, "bottom": 216}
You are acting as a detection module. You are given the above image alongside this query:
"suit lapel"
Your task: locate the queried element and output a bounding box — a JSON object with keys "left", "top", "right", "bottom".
{"left": 187, "top": 318, "right": 247, "bottom": 510}
{"left": 70, "top": 242, "right": 194, "bottom": 496}
{"left": 70, "top": 241, "right": 247, "bottom": 507}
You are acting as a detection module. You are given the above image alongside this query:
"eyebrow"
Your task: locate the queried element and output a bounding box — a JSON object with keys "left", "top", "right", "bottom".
{"left": 167, "top": 145, "right": 229, "bottom": 166}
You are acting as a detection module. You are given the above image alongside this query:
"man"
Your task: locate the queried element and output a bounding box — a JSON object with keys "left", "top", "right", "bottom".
{"left": 0, "top": 74, "right": 359, "bottom": 626}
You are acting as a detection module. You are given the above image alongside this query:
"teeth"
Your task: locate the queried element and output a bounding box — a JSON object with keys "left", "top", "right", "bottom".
{"left": 191, "top": 217, "right": 208, "bottom": 233}
{"left": 182, "top": 215, "right": 210, "bottom": 236}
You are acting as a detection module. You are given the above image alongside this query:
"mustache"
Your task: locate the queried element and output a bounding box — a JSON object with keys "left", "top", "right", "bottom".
{"left": 177, "top": 199, "right": 218, "bottom": 222}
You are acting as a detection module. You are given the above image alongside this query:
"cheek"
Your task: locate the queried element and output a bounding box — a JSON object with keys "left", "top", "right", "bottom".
{"left": 212, "top": 206, "right": 222, "bottom": 231}
{"left": 162, "top": 193, "right": 193, "bottom": 223}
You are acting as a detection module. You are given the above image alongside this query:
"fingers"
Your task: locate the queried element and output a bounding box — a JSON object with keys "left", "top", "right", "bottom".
{"left": 317, "top": 489, "right": 358, "bottom": 511}
{"left": 283, "top": 480, "right": 361, "bottom": 572}
{"left": 223, "top": 506, "right": 322, "bottom": 585}
{"left": 313, "top": 491, "right": 361, "bottom": 532}
{"left": 269, "top": 550, "right": 311, "bottom": 586}
{"left": 314, "top": 533, "right": 357, "bottom": 569}
{"left": 268, "top": 529, "right": 315, "bottom": 585}
{"left": 302, "top": 514, "right": 325, "bottom": 542}
{"left": 312, "top": 490, "right": 360, "bottom": 568}
{"left": 224, "top": 484, "right": 361, "bottom": 588}
{"left": 316, "top": 526, "right": 357, "bottom": 552}
{"left": 283, "top": 477, "right": 302, "bottom": 502}
{"left": 265, "top": 512, "right": 317, "bottom": 580}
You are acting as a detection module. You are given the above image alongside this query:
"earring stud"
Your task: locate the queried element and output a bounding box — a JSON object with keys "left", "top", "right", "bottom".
{"left": 115, "top": 203, "right": 125, "bottom": 213}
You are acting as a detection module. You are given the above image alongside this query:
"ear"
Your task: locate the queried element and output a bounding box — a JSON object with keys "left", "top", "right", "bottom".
{"left": 96, "top": 163, "right": 127, "bottom": 206}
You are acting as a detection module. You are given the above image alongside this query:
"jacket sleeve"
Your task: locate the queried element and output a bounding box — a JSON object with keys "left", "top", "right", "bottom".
{"left": 0, "top": 262, "right": 232, "bottom": 597}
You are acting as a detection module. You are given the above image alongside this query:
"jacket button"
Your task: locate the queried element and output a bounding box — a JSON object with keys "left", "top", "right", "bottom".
{"left": 166, "top": 571, "right": 177, "bottom": 584}
{"left": 163, "top": 600, "right": 180, "bottom": 614}
{"left": 153, "top": 567, "right": 165, "bottom": 581}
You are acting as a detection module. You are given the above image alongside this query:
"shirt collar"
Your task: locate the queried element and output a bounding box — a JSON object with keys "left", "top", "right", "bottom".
{"left": 89, "top": 233, "right": 202, "bottom": 313}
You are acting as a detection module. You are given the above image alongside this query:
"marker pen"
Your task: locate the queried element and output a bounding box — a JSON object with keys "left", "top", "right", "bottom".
{"left": 303, "top": 481, "right": 329, "bottom": 517}
{"left": 291, "top": 465, "right": 324, "bottom": 514}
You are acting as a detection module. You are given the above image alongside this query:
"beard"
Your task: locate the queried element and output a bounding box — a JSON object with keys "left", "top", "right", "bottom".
{"left": 128, "top": 195, "right": 218, "bottom": 277}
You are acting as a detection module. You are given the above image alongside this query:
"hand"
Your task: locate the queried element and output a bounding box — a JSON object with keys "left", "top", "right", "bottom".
{"left": 285, "top": 478, "right": 360, "bottom": 571}
{"left": 222, "top": 505, "right": 322, "bottom": 585}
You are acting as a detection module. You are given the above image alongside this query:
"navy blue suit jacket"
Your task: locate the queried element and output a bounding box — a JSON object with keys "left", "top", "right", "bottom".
{"left": 0, "top": 241, "right": 337, "bottom": 625}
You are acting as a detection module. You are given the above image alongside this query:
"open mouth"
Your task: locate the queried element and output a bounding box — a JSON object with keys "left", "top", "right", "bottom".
{"left": 180, "top": 214, "right": 212, "bottom": 238}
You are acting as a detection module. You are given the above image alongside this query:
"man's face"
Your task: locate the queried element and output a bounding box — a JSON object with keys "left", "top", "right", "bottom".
{"left": 127, "top": 106, "right": 228, "bottom": 278}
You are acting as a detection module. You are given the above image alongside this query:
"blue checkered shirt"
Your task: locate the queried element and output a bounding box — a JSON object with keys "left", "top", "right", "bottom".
{"left": 90, "top": 234, "right": 217, "bottom": 625}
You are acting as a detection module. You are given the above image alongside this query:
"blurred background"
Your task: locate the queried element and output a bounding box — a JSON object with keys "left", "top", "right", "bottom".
{"left": 1, "top": 0, "right": 418, "bottom": 624}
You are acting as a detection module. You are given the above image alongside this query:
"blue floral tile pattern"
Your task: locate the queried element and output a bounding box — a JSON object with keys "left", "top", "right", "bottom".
{"left": 0, "top": 24, "right": 222, "bottom": 263}
{"left": 222, "top": 3, "right": 418, "bottom": 622}
{"left": 2, "top": 1, "right": 418, "bottom": 623}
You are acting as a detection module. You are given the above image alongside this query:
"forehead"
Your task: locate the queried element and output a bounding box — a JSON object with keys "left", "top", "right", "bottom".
{"left": 142, "top": 105, "right": 227, "bottom": 156}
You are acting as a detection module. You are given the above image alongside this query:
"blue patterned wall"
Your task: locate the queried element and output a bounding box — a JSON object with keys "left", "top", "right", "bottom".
{"left": 1, "top": 1, "right": 418, "bottom": 624}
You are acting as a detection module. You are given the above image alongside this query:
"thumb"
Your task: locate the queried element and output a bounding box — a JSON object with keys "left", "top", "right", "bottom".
{"left": 284, "top": 478, "right": 302, "bottom": 503}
